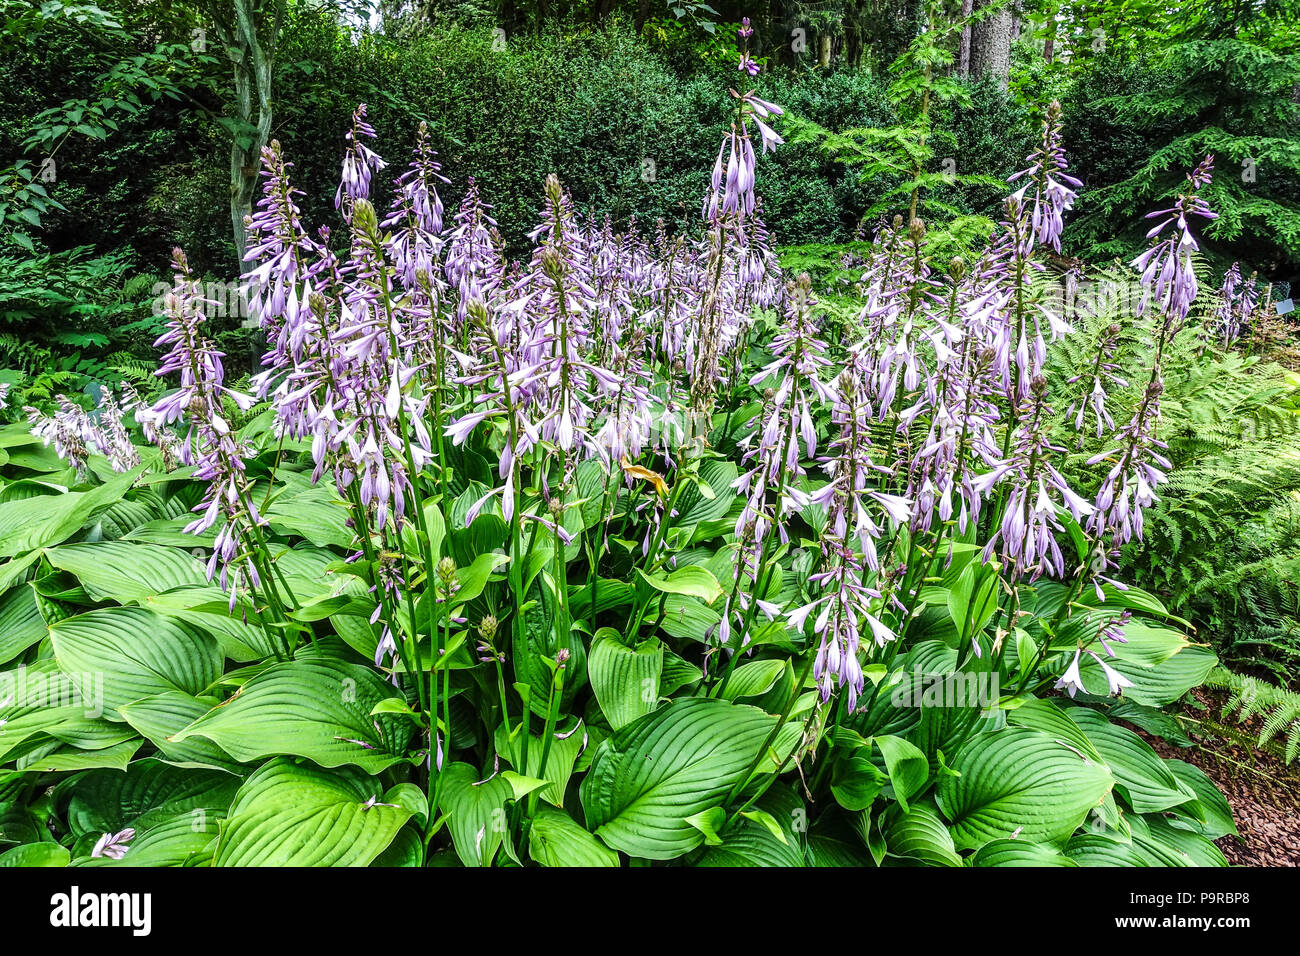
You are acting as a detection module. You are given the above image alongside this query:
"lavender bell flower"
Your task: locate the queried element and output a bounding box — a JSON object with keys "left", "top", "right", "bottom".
{"left": 1007, "top": 100, "right": 1082, "bottom": 254}
{"left": 1132, "top": 155, "right": 1217, "bottom": 332}
{"left": 91, "top": 828, "right": 135, "bottom": 860}
{"left": 138, "top": 250, "right": 264, "bottom": 606}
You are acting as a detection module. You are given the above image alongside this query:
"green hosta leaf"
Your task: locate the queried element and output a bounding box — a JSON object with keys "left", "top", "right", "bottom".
{"left": 660, "top": 649, "right": 704, "bottom": 696}
{"left": 656, "top": 593, "right": 722, "bottom": 643}
{"left": 831, "top": 751, "right": 886, "bottom": 811}
{"left": 580, "top": 697, "right": 777, "bottom": 860}
{"left": 969, "top": 839, "right": 1077, "bottom": 867}
{"left": 437, "top": 761, "right": 513, "bottom": 867}
{"left": 137, "top": 586, "right": 279, "bottom": 661}
{"left": 1105, "top": 621, "right": 1197, "bottom": 667}
{"left": 717, "top": 659, "right": 786, "bottom": 701}
{"left": 265, "top": 476, "right": 353, "bottom": 549}
{"left": 215, "top": 759, "right": 412, "bottom": 866}
{"left": 636, "top": 565, "right": 723, "bottom": 604}
{"left": 17, "top": 739, "right": 140, "bottom": 772}
{"left": 1004, "top": 698, "right": 1104, "bottom": 764}
{"left": 78, "top": 811, "right": 223, "bottom": 867}
{"left": 0, "top": 843, "right": 70, "bottom": 867}
{"left": 0, "top": 586, "right": 45, "bottom": 666}
{"left": 1164, "top": 760, "right": 1237, "bottom": 839}
{"left": 877, "top": 801, "right": 962, "bottom": 867}
{"left": 43, "top": 541, "right": 207, "bottom": 603}
{"left": 373, "top": 825, "right": 423, "bottom": 867}
{"left": 493, "top": 720, "right": 587, "bottom": 807}
{"left": 62, "top": 760, "right": 237, "bottom": 839}
{"left": 0, "top": 467, "right": 142, "bottom": 562}
{"left": 1065, "top": 833, "right": 1146, "bottom": 867}
{"left": 1077, "top": 644, "right": 1218, "bottom": 707}
{"left": 0, "top": 661, "right": 91, "bottom": 761}
{"left": 1065, "top": 708, "right": 1194, "bottom": 814}
{"left": 671, "top": 459, "right": 738, "bottom": 535}
{"left": 171, "top": 659, "right": 412, "bottom": 773}
{"left": 685, "top": 806, "right": 727, "bottom": 844}
{"left": 589, "top": 634, "right": 662, "bottom": 730}
{"left": 873, "top": 734, "right": 929, "bottom": 813}
{"left": 62, "top": 760, "right": 234, "bottom": 865}
{"left": 528, "top": 806, "right": 620, "bottom": 867}
{"left": 936, "top": 728, "right": 1113, "bottom": 850}
{"left": 805, "top": 827, "right": 872, "bottom": 867}
{"left": 696, "top": 791, "right": 806, "bottom": 867}
{"left": 946, "top": 562, "right": 1000, "bottom": 636}
{"left": 1128, "top": 814, "right": 1228, "bottom": 867}
{"left": 118, "top": 691, "right": 244, "bottom": 773}
{"left": 49, "top": 607, "right": 223, "bottom": 715}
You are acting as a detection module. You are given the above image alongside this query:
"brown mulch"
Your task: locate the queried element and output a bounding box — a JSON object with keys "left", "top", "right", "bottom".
{"left": 1136, "top": 688, "right": 1300, "bottom": 867}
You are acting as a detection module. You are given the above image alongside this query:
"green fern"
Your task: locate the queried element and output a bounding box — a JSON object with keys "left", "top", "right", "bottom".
{"left": 1207, "top": 667, "right": 1300, "bottom": 764}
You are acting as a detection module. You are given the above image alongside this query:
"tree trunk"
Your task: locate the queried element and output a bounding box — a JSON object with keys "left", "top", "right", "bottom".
{"left": 211, "top": 1, "right": 284, "bottom": 266}
{"left": 970, "top": 0, "right": 1013, "bottom": 88}
{"left": 958, "top": 0, "right": 973, "bottom": 76}
{"left": 818, "top": 31, "right": 832, "bottom": 68}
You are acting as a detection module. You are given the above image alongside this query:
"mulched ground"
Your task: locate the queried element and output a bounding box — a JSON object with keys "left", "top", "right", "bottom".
{"left": 1137, "top": 689, "right": 1300, "bottom": 867}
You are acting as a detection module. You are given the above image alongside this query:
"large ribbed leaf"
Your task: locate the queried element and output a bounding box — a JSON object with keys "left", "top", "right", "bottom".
{"left": 215, "top": 759, "right": 411, "bottom": 866}
{"left": 142, "top": 588, "right": 279, "bottom": 661}
{"left": 876, "top": 801, "right": 963, "bottom": 866}
{"left": 717, "top": 659, "right": 786, "bottom": 700}
{"left": 969, "top": 839, "right": 1077, "bottom": 867}
{"left": 0, "top": 660, "right": 88, "bottom": 761}
{"left": 1077, "top": 643, "right": 1218, "bottom": 707}
{"left": 78, "top": 812, "right": 223, "bottom": 867}
{"left": 671, "top": 459, "right": 739, "bottom": 543}
{"left": 264, "top": 474, "right": 353, "bottom": 549}
{"left": 589, "top": 635, "right": 662, "bottom": 730}
{"left": 1165, "top": 759, "right": 1237, "bottom": 839}
{"left": 44, "top": 541, "right": 208, "bottom": 603}
{"left": 49, "top": 607, "right": 222, "bottom": 715}
{"left": 0, "top": 467, "right": 141, "bottom": 562}
{"left": 1005, "top": 698, "right": 1104, "bottom": 764}
{"left": 696, "top": 787, "right": 805, "bottom": 867}
{"left": 1128, "top": 814, "right": 1228, "bottom": 867}
{"left": 63, "top": 759, "right": 238, "bottom": 865}
{"left": 528, "top": 806, "right": 620, "bottom": 867}
{"left": 118, "top": 691, "right": 244, "bottom": 772}
{"left": 18, "top": 739, "right": 140, "bottom": 772}
{"left": 580, "top": 698, "right": 777, "bottom": 860}
{"left": 436, "top": 761, "right": 514, "bottom": 867}
{"left": 936, "top": 728, "right": 1113, "bottom": 850}
{"left": 171, "top": 658, "right": 411, "bottom": 773}
{"left": 1065, "top": 708, "right": 1194, "bottom": 814}
{"left": 0, "top": 843, "right": 70, "bottom": 867}
{"left": 63, "top": 761, "right": 235, "bottom": 835}
{"left": 493, "top": 720, "right": 586, "bottom": 807}
{"left": 0, "top": 586, "right": 45, "bottom": 666}
{"left": 1065, "top": 833, "right": 1146, "bottom": 866}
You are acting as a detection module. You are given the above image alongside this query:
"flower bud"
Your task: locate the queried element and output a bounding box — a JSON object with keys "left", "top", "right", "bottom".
{"left": 351, "top": 198, "right": 380, "bottom": 241}
{"left": 436, "top": 555, "right": 457, "bottom": 585}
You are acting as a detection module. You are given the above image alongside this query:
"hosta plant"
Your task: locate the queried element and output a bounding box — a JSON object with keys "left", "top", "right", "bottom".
{"left": 0, "top": 31, "right": 1237, "bottom": 867}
